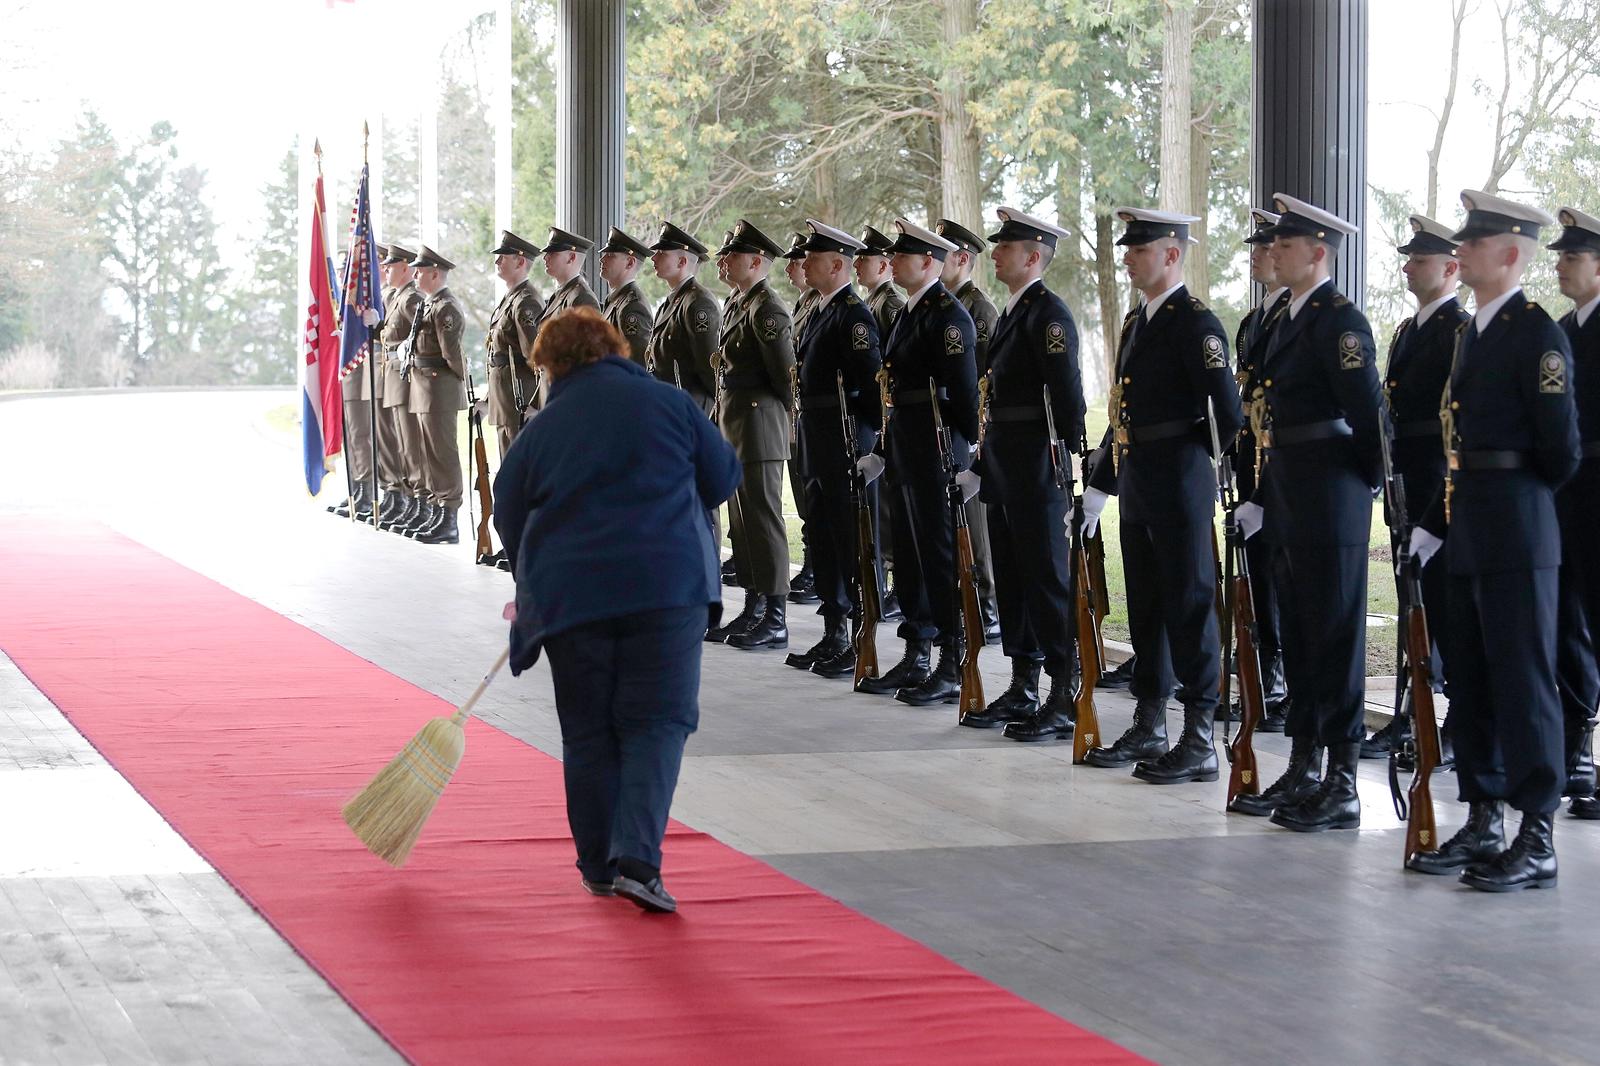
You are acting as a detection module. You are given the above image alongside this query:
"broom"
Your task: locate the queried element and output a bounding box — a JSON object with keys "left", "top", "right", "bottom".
{"left": 342, "top": 646, "right": 511, "bottom": 866}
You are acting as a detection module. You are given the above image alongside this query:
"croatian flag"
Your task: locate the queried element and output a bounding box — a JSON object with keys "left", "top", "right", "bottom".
{"left": 302, "top": 172, "right": 343, "bottom": 495}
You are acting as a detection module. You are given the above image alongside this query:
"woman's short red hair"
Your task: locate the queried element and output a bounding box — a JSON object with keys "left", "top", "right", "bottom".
{"left": 530, "top": 306, "right": 627, "bottom": 380}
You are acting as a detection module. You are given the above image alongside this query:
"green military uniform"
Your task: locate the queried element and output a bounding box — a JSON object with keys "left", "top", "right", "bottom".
{"left": 484, "top": 230, "right": 544, "bottom": 458}
{"left": 646, "top": 224, "right": 722, "bottom": 415}
{"left": 408, "top": 248, "right": 468, "bottom": 522}
{"left": 525, "top": 229, "right": 601, "bottom": 411}
{"left": 780, "top": 231, "right": 820, "bottom": 604}
{"left": 378, "top": 247, "right": 426, "bottom": 525}
{"left": 599, "top": 228, "right": 655, "bottom": 365}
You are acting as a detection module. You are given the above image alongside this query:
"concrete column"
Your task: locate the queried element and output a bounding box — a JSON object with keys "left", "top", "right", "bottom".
{"left": 1253, "top": 0, "right": 1367, "bottom": 303}
{"left": 555, "top": 0, "right": 625, "bottom": 291}
{"left": 493, "top": 0, "right": 514, "bottom": 294}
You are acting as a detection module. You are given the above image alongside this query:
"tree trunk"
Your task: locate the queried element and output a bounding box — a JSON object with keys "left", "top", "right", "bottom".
{"left": 1094, "top": 210, "right": 1121, "bottom": 403}
{"left": 1188, "top": 119, "right": 1211, "bottom": 302}
{"left": 1158, "top": 0, "right": 1194, "bottom": 215}
{"left": 938, "top": 0, "right": 982, "bottom": 226}
{"left": 1425, "top": 0, "right": 1467, "bottom": 217}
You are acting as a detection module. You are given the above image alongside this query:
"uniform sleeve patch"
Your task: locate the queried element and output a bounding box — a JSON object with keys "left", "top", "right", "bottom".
{"left": 1045, "top": 322, "right": 1067, "bottom": 354}
{"left": 518, "top": 304, "right": 539, "bottom": 328}
{"left": 1202, "top": 333, "right": 1226, "bottom": 369}
{"left": 1540, "top": 351, "right": 1568, "bottom": 394}
{"left": 624, "top": 313, "right": 645, "bottom": 336}
{"left": 439, "top": 305, "right": 463, "bottom": 336}
{"left": 1338, "top": 331, "right": 1364, "bottom": 370}
{"left": 693, "top": 308, "right": 711, "bottom": 334}
{"left": 976, "top": 316, "right": 989, "bottom": 340}
{"left": 944, "top": 325, "right": 964, "bottom": 355}
{"left": 762, "top": 315, "right": 779, "bottom": 341}
{"left": 852, "top": 321, "right": 870, "bottom": 351}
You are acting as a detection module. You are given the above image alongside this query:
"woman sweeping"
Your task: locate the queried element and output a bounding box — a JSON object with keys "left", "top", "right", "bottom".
{"left": 494, "top": 307, "right": 741, "bottom": 913}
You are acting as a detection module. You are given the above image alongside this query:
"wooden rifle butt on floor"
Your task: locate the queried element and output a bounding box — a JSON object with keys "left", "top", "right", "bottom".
{"left": 852, "top": 494, "right": 881, "bottom": 687}
{"left": 1070, "top": 543, "right": 1104, "bottom": 763}
{"left": 1226, "top": 562, "right": 1266, "bottom": 804}
{"left": 464, "top": 373, "right": 494, "bottom": 562}
{"left": 954, "top": 520, "right": 985, "bottom": 720}
{"left": 1402, "top": 593, "right": 1442, "bottom": 866}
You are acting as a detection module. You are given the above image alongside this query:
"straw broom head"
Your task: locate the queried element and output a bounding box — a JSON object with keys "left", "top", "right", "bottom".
{"left": 342, "top": 647, "right": 509, "bottom": 867}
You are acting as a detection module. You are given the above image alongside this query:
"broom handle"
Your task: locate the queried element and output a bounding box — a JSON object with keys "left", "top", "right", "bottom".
{"left": 449, "top": 646, "right": 512, "bottom": 725}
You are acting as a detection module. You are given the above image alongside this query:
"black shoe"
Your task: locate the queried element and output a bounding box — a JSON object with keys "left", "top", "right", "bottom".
{"left": 402, "top": 501, "right": 436, "bottom": 537}
{"left": 1461, "top": 811, "right": 1557, "bottom": 892}
{"left": 377, "top": 491, "right": 407, "bottom": 524}
{"left": 811, "top": 648, "right": 857, "bottom": 679}
{"left": 1569, "top": 794, "right": 1600, "bottom": 819}
{"left": 980, "top": 599, "right": 1001, "bottom": 645}
{"left": 1230, "top": 735, "right": 1323, "bottom": 816}
{"left": 1133, "top": 703, "right": 1219, "bottom": 784}
{"left": 1096, "top": 655, "right": 1135, "bottom": 690}
{"left": 614, "top": 875, "right": 678, "bottom": 913}
{"left": 1564, "top": 720, "right": 1596, "bottom": 798}
{"left": 580, "top": 877, "right": 616, "bottom": 897}
{"left": 1084, "top": 697, "right": 1168, "bottom": 767}
{"left": 478, "top": 547, "right": 504, "bottom": 567}
{"left": 787, "top": 560, "right": 819, "bottom": 604}
{"left": 728, "top": 598, "right": 788, "bottom": 650}
{"left": 880, "top": 590, "right": 904, "bottom": 622}
{"left": 960, "top": 659, "right": 1040, "bottom": 729}
{"left": 788, "top": 615, "right": 849, "bottom": 671}
{"left": 1217, "top": 700, "right": 1241, "bottom": 723}
{"left": 415, "top": 510, "right": 459, "bottom": 545}
{"left": 353, "top": 487, "right": 375, "bottom": 521}
{"left": 1002, "top": 674, "right": 1074, "bottom": 742}
{"left": 1257, "top": 698, "right": 1289, "bottom": 734}
{"left": 380, "top": 495, "right": 417, "bottom": 531}
{"left": 496, "top": 557, "right": 512, "bottom": 572}
{"left": 856, "top": 638, "right": 931, "bottom": 695}
{"left": 1361, "top": 716, "right": 1410, "bottom": 760}
{"left": 720, "top": 558, "right": 737, "bottom": 585}
{"left": 1408, "top": 800, "right": 1504, "bottom": 874}
{"left": 896, "top": 640, "right": 962, "bottom": 706}
{"left": 1272, "top": 742, "right": 1361, "bottom": 832}
{"left": 709, "top": 591, "right": 762, "bottom": 643}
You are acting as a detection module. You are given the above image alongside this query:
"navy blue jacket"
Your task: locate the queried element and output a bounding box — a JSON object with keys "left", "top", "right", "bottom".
{"left": 1557, "top": 306, "right": 1600, "bottom": 543}
{"left": 795, "top": 285, "right": 883, "bottom": 496}
{"left": 1088, "top": 286, "right": 1243, "bottom": 526}
{"left": 494, "top": 356, "right": 742, "bottom": 672}
{"left": 1251, "top": 282, "right": 1382, "bottom": 547}
{"left": 1232, "top": 289, "right": 1291, "bottom": 499}
{"left": 974, "top": 280, "right": 1085, "bottom": 504}
{"left": 881, "top": 281, "right": 979, "bottom": 486}
{"left": 1420, "top": 291, "right": 1579, "bottom": 574}
{"left": 1383, "top": 298, "right": 1470, "bottom": 526}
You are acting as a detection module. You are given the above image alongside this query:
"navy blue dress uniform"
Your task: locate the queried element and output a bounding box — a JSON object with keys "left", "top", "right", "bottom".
{"left": 857, "top": 219, "right": 980, "bottom": 706}
{"left": 1410, "top": 192, "right": 1579, "bottom": 891}
{"left": 784, "top": 220, "right": 884, "bottom": 676}
{"left": 494, "top": 352, "right": 741, "bottom": 911}
{"left": 1547, "top": 208, "right": 1600, "bottom": 819}
{"left": 524, "top": 228, "right": 601, "bottom": 411}
{"left": 1234, "top": 196, "right": 1382, "bottom": 831}
{"left": 485, "top": 231, "right": 545, "bottom": 457}
{"left": 1233, "top": 210, "right": 1292, "bottom": 730}
{"left": 1080, "top": 209, "right": 1243, "bottom": 783}
{"left": 780, "top": 231, "right": 821, "bottom": 606}
{"left": 598, "top": 228, "right": 654, "bottom": 365}
{"left": 646, "top": 223, "right": 722, "bottom": 415}
{"left": 1362, "top": 215, "right": 1470, "bottom": 760}
{"left": 956, "top": 209, "right": 1084, "bottom": 735}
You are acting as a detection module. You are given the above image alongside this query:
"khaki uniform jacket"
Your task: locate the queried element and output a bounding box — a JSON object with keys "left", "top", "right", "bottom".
{"left": 409, "top": 287, "right": 468, "bottom": 415}
{"left": 792, "top": 288, "right": 821, "bottom": 344}
{"left": 717, "top": 278, "right": 795, "bottom": 463}
{"left": 647, "top": 277, "right": 722, "bottom": 411}
{"left": 954, "top": 279, "right": 999, "bottom": 378}
{"left": 526, "top": 275, "right": 601, "bottom": 410}
{"left": 381, "top": 281, "right": 424, "bottom": 410}
{"left": 486, "top": 278, "right": 543, "bottom": 425}
{"left": 867, "top": 281, "right": 906, "bottom": 341}
{"left": 602, "top": 280, "right": 652, "bottom": 364}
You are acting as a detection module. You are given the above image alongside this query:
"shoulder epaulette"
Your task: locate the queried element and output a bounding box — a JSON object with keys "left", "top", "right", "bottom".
{"left": 1332, "top": 294, "right": 1351, "bottom": 308}
{"left": 1189, "top": 296, "right": 1210, "bottom": 311}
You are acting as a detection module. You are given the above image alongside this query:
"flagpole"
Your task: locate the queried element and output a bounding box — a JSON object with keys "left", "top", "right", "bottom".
{"left": 365, "top": 122, "right": 382, "bottom": 527}
{"left": 324, "top": 139, "right": 358, "bottom": 525}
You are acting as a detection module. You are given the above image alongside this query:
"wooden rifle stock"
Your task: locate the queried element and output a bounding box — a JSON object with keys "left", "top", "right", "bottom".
{"left": 1402, "top": 568, "right": 1442, "bottom": 866}
{"left": 464, "top": 372, "right": 495, "bottom": 562}
{"left": 837, "top": 372, "right": 881, "bottom": 687}
{"left": 1226, "top": 541, "right": 1266, "bottom": 803}
{"left": 928, "top": 379, "right": 985, "bottom": 718}
{"left": 1071, "top": 542, "right": 1104, "bottom": 763}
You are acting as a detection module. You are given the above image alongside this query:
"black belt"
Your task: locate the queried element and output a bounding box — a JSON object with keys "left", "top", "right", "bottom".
{"left": 1450, "top": 449, "right": 1530, "bottom": 471}
{"left": 487, "top": 353, "right": 510, "bottom": 369}
{"left": 894, "top": 388, "right": 947, "bottom": 405}
{"left": 799, "top": 394, "right": 842, "bottom": 411}
{"left": 989, "top": 405, "right": 1044, "bottom": 423}
{"left": 1127, "top": 418, "right": 1202, "bottom": 444}
{"left": 1583, "top": 442, "right": 1600, "bottom": 459}
{"left": 1394, "top": 418, "right": 1441, "bottom": 438}
{"left": 413, "top": 355, "right": 449, "bottom": 370}
{"left": 1263, "top": 418, "right": 1352, "bottom": 447}
{"left": 722, "top": 373, "right": 770, "bottom": 391}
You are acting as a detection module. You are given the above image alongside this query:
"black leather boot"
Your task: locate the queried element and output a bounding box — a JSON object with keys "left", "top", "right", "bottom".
{"left": 1272, "top": 741, "right": 1361, "bottom": 831}
{"left": 381, "top": 494, "right": 416, "bottom": 531}
{"left": 980, "top": 598, "right": 1001, "bottom": 645}
{"left": 1229, "top": 735, "right": 1323, "bottom": 816}
{"left": 1407, "top": 800, "right": 1504, "bottom": 874}
{"left": 1361, "top": 714, "right": 1412, "bottom": 759}
{"left": 896, "top": 639, "right": 962, "bottom": 706}
{"left": 1570, "top": 793, "right": 1600, "bottom": 819}
{"left": 1133, "top": 702, "right": 1219, "bottom": 784}
{"left": 728, "top": 598, "right": 788, "bottom": 650}
{"left": 402, "top": 501, "right": 436, "bottom": 537}
{"left": 1461, "top": 811, "right": 1557, "bottom": 892}
{"left": 1258, "top": 694, "right": 1289, "bottom": 734}
{"left": 788, "top": 555, "right": 819, "bottom": 604}
{"left": 788, "top": 614, "right": 849, "bottom": 671}
{"left": 353, "top": 484, "right": 375, "bottom": 521}
{"left": 709, "top": 591, "right": 762, "bottom": 643}
{"left": 377, "top": 491, "right": 406, "bottom": 524}
{"left": 1095, "top": 655, "right": 1135, "bottom": 690}
{"left": 1563, "top": 720, "right": 1596, "bottom": 798}
{"left": 1083, "top": 697, "right": 1168, "bottom": 767}
{"left": 880, "top": 588, "right": 904, "bottom": 622}
{"left": 720, "top": 558, "right": 738, "bottom": 585}
{"left": 960, "top": 659, "right": 1040, "bottom": 729}
{"left": 1002, "top": 669, "right": 1074, "bottom": 742}
{"left": 415, "top": 509, "right": 458, "bottom": 545}
{"left": 856, "top": 638, "right": 931, "bottom": 695}
{"left": 809, "top": 621, "right": 860, "bottom": 677}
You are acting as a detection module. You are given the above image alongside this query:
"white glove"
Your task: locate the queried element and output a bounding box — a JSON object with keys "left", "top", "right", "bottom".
{"left": 955, "top": 468, "right": 981, "bottom": 502}
{"left": 362, "top": 307, "right": 380, "bottom": 328}
{"left": 856, "top": 453, "right": 886, "bottom": 485}
{"left": 1408, "top": 528, "right": 1443, "bottom": 567}
{"left": 1076, "top": 488, "right": 1109, "bottom": 538}
{"left": 1235, "top": 501, "right": 1264, "bottom": 540}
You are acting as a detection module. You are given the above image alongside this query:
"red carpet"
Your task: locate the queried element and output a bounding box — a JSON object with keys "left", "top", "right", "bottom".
{"left": 0, "top": 516, "right": 1145, "bottom": 1065}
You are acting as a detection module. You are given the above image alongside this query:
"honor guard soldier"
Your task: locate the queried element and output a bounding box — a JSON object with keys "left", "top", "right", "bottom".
{"left": 951, "top": 208, "right": 1084, "bottom": 735}
{"left": 855, "top": 225, "right": 906, "bottom": 340}
{"left": 1407, "top": 192, "right": 1579, "bottom": 890}
{"left": 485, "top": 230, "right": 545, "bottom": 458}
{"left": 781, "top": 231, "right": 821, "bottom": 605}
{"left": 1548, "top": 208, "right": 1600, "bottom": 820}
{"left": 705, "top": 221, "right": 796, "bottom": 651}
{"left": 1228, "top": 195, "right": 1381, "bottom": 829}
{"left": 937, "top": 218, "right": 1002, "bottom": 643}
{"left": 1232, "top": 209, "right": 1293, "bottom": 731}
{"left": 1073, "top": 208, "right": 1242, "bottom": 779}
{"left": 855, "top": 219, "right": 980, "bottom": 705}
{"left": 646, "top": 222, "right": 722, "bottom": 414}
{"left": 372, "top": 243, "right": 418, "bottom": 526}
{"left": 1360, "top": 215, "right": 1469, "bottom": 762}
{"left": 377, "top": 243, "right": 431, "bottom": 533}
{"left": 526, "top": 227, "right": 600, "bottom": 410}
{"left": 331, "top": 254, "right": 383, "bottom": 520}
{"left": 783, "top": 219, "right": 884, "bottom": 676}
{"left": 405, "top": 245, "right": 469, "bottom": 545}
{"left": 598, "top": 227, "right": 654, "bottom": 365}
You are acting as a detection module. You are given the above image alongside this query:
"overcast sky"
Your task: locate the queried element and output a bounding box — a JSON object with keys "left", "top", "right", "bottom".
{"left": 1, "top": 0, "right": 1588, "bottom": 259}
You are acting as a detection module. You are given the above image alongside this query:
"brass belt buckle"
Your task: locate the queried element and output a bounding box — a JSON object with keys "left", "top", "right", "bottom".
{"left": 1447, "top": 451, "right": 1460, "bottom": 470}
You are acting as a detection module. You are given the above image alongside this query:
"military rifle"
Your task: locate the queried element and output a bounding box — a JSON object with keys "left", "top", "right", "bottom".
{"left": 1380, "top": 414, "right": 1442, "bottom": 866}
{"left": 837, "top": 371, "right": 881, "bottom": 686}
{"left": 929, "top": 377, "right": 985, "bottom": 718}
{"left": 463, "top": 368, "right": 495, "bottom": 565}
{"left": 1061, "top": 394, "right": 1104, "bottom": 764}
{"left": 395, "top": 297, "right": 425, "bottom": 383}
{"left": 1210, "top": 399, "right": 1266, "bottom": 804}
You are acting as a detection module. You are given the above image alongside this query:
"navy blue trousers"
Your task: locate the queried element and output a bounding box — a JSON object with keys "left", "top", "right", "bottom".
{"left": 986, "top": 498, "right": 1074, "bottom": 670}
{"left": 544, "top": 605, "right": 705, "bottom": 881}
{"left": 1123, "top": 518, "right": 1222, "bottom": 717}
{"left": 1272, "top": 543, "right": 1368, "bottom": 745}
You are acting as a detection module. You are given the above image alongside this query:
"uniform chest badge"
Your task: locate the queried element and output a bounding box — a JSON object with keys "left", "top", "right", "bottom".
{"left": 945, "top": 325, "right": 964, "bottom": 354}
{"left": 1540, "top": 351, "right": 1568, "bottom": 394}
{"left": 1046, "top": 322, "right": 1066, "bottom": 353}
{"left": 852, "top": 322, "right": 870, "bottom": 351}
{"left": 1338, "top": 331, "right": 1363, "bottom": 369}
{"left": 1203, "top": 334, "right": 1226, "bottom": 369}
